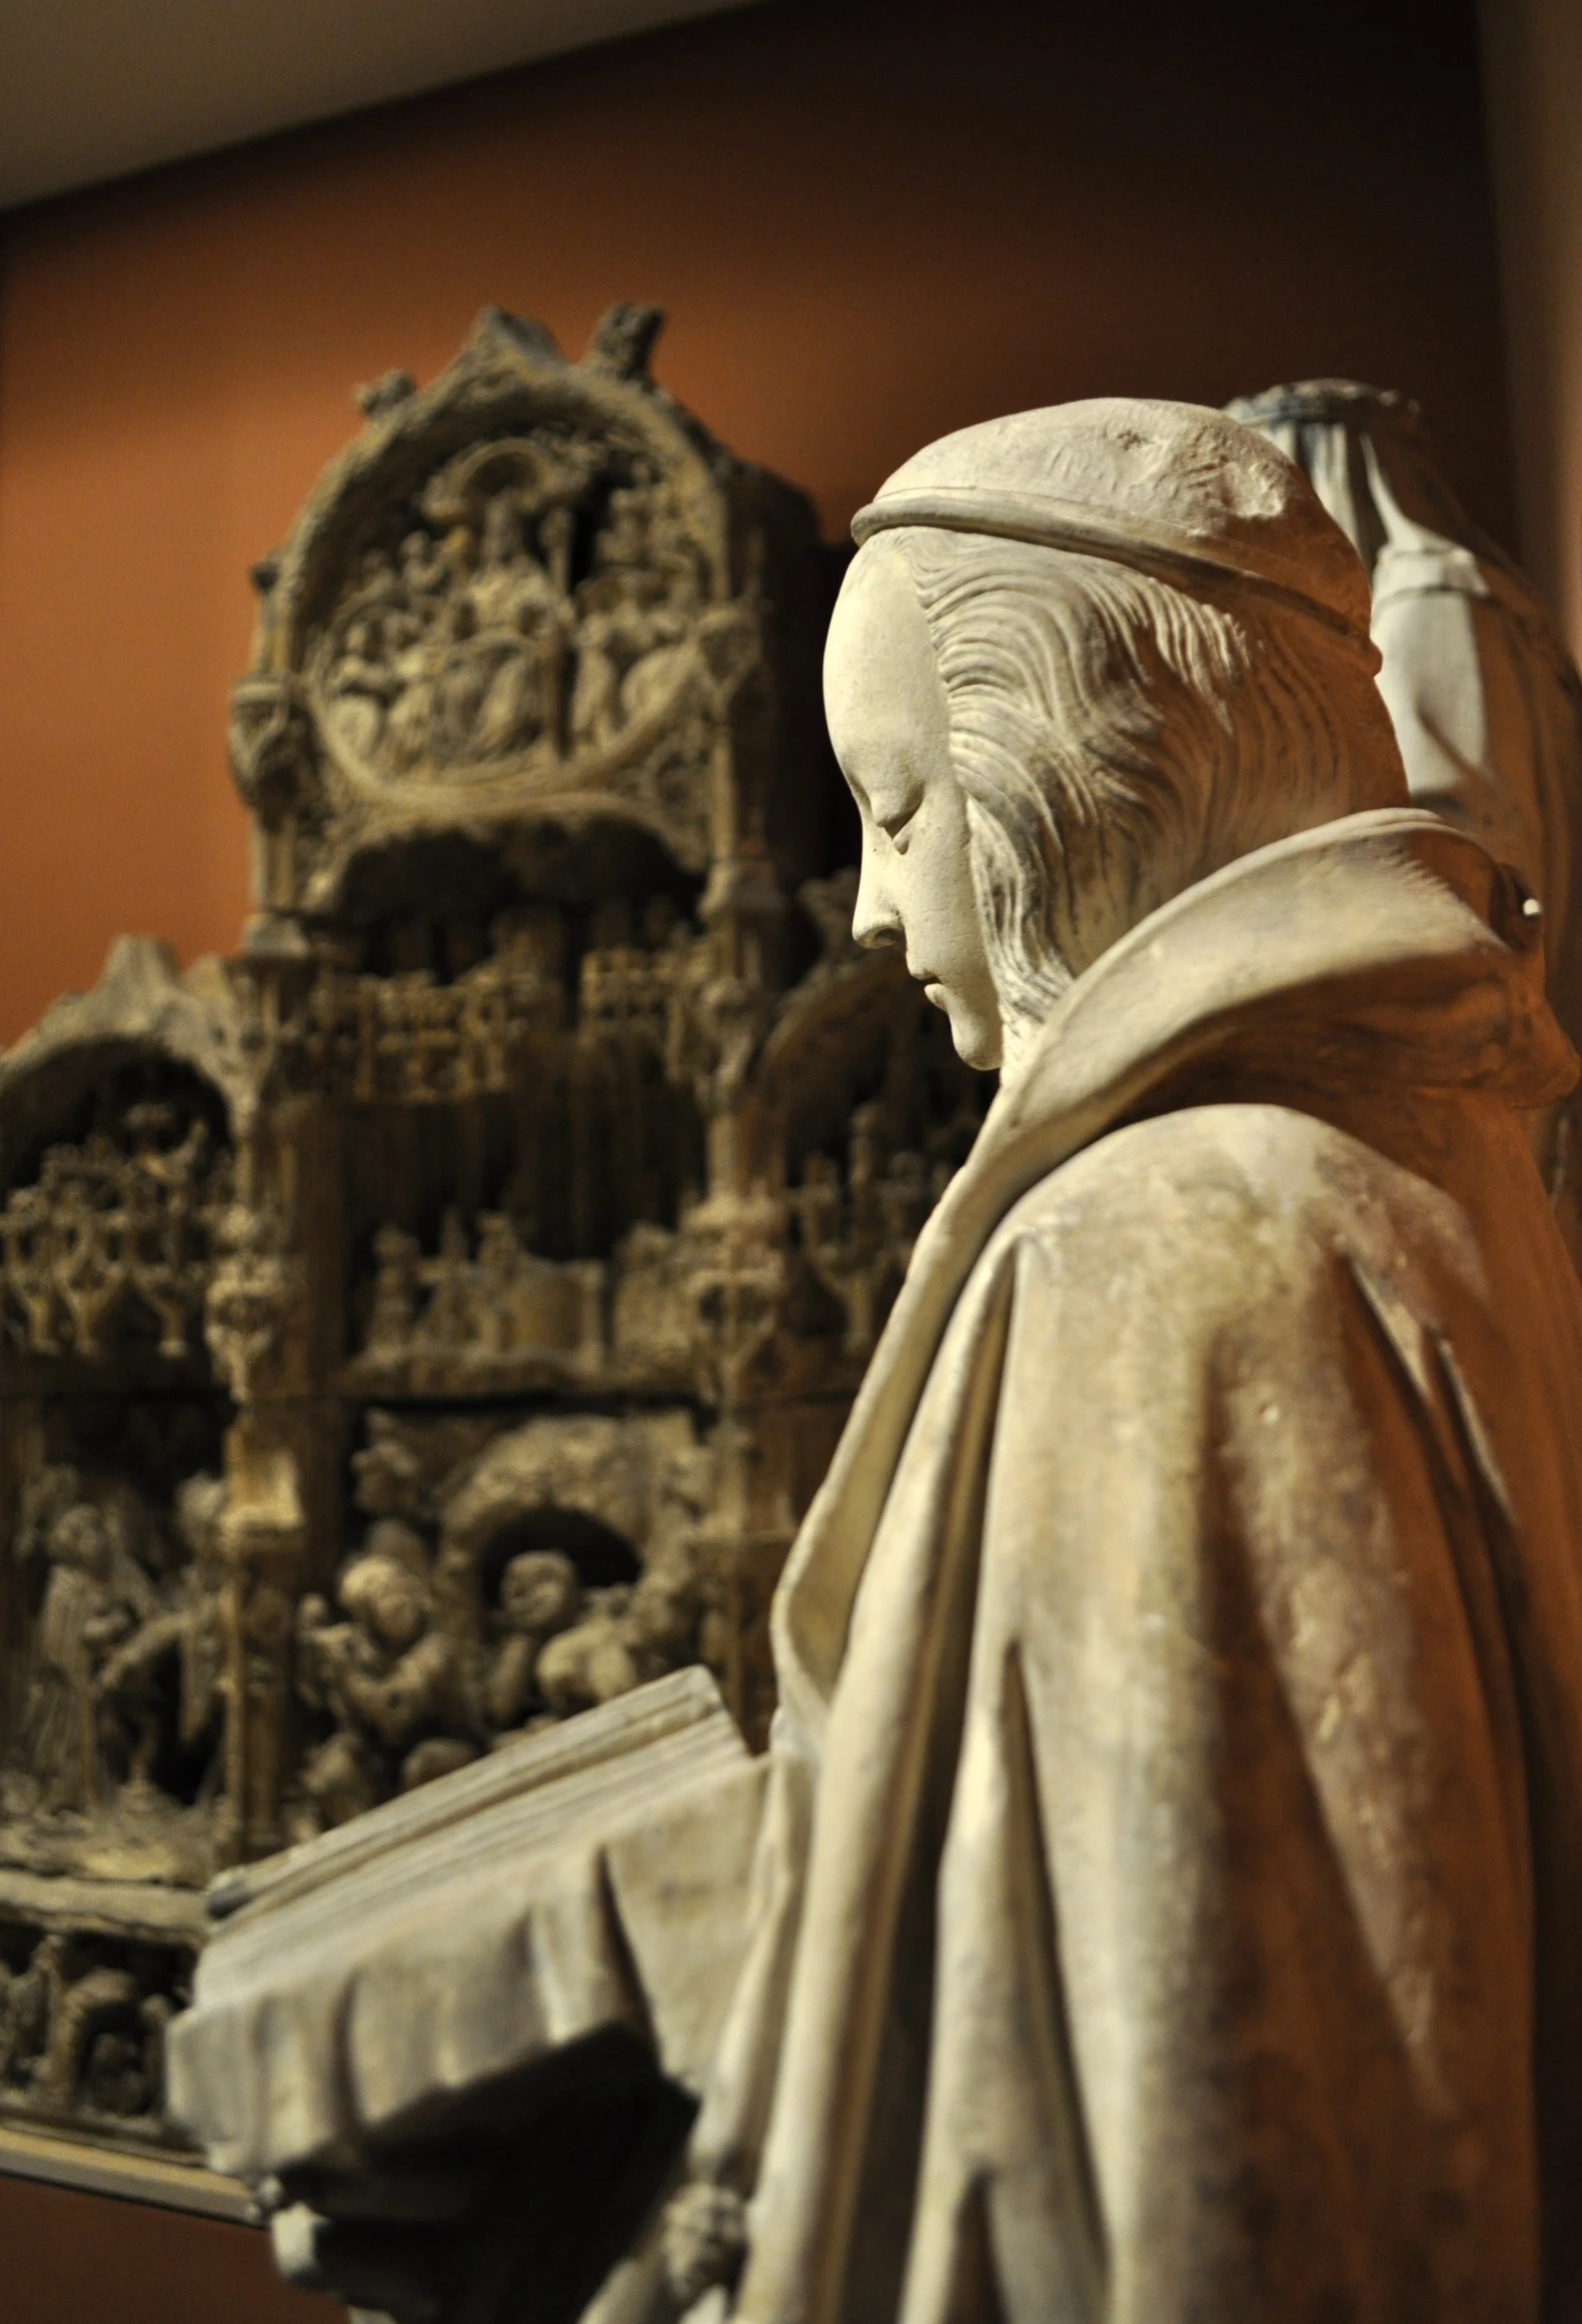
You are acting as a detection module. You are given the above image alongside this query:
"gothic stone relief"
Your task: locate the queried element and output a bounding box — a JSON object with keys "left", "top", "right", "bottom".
{"left": 0, "top": 303, "right": 977, "bottom": 2171}
{"left": 0, "top": 1911, "right": 199, "bottom": 2144}
{"left": 0, "top": 1106, "right": 228, "bottom": 1367}
{"left": 289, "top": 1408, "right": 716, "bottom": 1838}
{"left": 317, "top": 448, "right": 715, "bottom": 787}
{"left": 0, "top": 1427, "right": 230, "bottom": 1892}
{"left": 229, "top": 304, "right": 794, "bottom": 919}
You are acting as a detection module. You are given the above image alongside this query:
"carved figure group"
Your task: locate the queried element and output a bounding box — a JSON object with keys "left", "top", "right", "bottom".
{"left": 282, "top": 925, "right": 565, "bottom": 1105}
{"left": 7, "top": 1464, "right": 228, "bottom": 1835}
{"left": 0, "top": 1104, "right": 226, "bottom": 1362}
{"left": 791, "top": 1103, "right": 939, "bottom": 1357}
{"left": 0, "top": 1925, "right": 188, "bottom": 2126}
{"left": 359, "top": 1212, "right": 605, "bottom": 1376}
{"left": 294, "top": 1518, "right": 708, "bottom": 1833}
{"left": 320, "top": 457, "right": 706, "bottom": 783}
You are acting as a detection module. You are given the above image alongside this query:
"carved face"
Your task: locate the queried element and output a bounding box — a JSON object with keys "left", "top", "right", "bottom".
{"left": 823, "top": 546, "right": 1003, "bottom": 1072}
{"left": 52, "top": 1505, "right": 108, "bottom": 1577}
{"left": 340, "top": 1557, "right": 430, "bottom": 1652}
{"left": 352, "top": 1430, "right": 425, "bottom": 1520}
{"left": 499, "top": 1550, "right": 581, "bottom": 1635}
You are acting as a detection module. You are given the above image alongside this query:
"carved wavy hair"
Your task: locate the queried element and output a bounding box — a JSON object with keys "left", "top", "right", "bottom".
{"left": 883, "top": 529, "right": 1408, "bottom": 1028}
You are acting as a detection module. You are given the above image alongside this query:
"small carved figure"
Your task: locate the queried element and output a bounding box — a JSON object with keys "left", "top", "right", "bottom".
{"left": 296, "top": 1548, "right": 477, "bottom": 1832}
{"left": 325, "top": 615, "right": 397, "bottom": 760}
{"left": 365, "top": 1224, "right": 421, "bottom": 1357}
{"left": 418, "top": 1210, "right": 472, "bottom": 1350}
{"left": 2, "top": 1933, "right": 65, "bottom": 2093}
{"left": 473, "top": 1214, "right": 529, "bottom": 1354}
{"left": 528, "top": 1543, "right": 704, "bottom": 1721}
{"left": 465, "top": 493, "right": 570, "bottom": 759}
{"left": 533, "top": 1585, "right": 641, "bottom": 1717}
{"left": 81, "top": 2019, "right": 157, "bottom": 2117}
{"left": 483, "top": 1550, "right": 583, "bottom": 1732}
{"left": 624, "top": 1543, "right": 705, "bottom": 1675}
{"left": 791, "top": 1104, "right": 933, "bottom": 1356}
{"left": 429, "top": 603, "right": 493, "bottom": 767}
{"left": 351, "top": 1413, "right": 427, "bottom": 1524}
{"left": 95, "top": 1472, "right": 228, "bottom": 1801}
{"left": 0, "top": 1946, "right": 46, "bottom": 2088}
{"left": 1231, "top": 376, "right": 1582, "bottom": 1272}
{"left": 24, "top": 1503, "right": 153, "bottom": 1813}
{"left": 569, "top": 557, "right": 693, "bottom": 751}
{"left": 203, "top": 1199, "right": 300, "bottom": 1400}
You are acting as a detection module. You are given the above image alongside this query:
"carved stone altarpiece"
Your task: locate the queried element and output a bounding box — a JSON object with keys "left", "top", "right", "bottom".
{"left": 0, "top": 307, "right": 979, "bottom": 2178}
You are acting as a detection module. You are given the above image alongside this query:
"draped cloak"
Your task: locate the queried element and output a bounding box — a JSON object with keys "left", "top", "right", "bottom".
{"left": 689, "top": 808, "right": 1582, "bottom": 2324}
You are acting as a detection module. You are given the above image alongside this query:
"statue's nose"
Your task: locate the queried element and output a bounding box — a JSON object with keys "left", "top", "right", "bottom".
{"left": 851, "top": 850, "right": 903, "bottom": 951}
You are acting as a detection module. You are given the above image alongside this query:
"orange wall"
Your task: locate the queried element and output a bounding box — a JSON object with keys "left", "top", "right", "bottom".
{"left": 0, "top": 0, "right": 1512, "bottom": 1047}
{"left": 0, "top": 2173, "right": 338, "bottom": 2324}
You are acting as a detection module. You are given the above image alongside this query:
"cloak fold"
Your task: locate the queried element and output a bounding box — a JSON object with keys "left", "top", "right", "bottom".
{"left": 691, "top": 810, "right": 1582, "bottom": 2324}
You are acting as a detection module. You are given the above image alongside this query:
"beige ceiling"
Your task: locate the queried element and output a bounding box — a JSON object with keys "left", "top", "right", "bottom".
{"left": 0, "top": 0, "right": 755, "bottom": 211}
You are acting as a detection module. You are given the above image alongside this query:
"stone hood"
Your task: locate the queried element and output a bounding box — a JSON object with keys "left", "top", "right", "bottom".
{"left": 771, "top": 804, "right": 1578, "bottom": 1739}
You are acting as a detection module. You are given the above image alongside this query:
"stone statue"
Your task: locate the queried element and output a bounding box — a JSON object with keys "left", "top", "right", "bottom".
{"left": 670, "top": 400, "right": 1582, "bottom": 2324}
{"left": 172, "top": 398, "right": 1582, "bottom": 2324}
{"left": 1228, "top": 379, "right": 1582, "bottom": 1265}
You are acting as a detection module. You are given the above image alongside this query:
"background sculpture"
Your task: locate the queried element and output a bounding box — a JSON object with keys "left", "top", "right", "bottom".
{"left": 1230, "top": 378, "right": 1582, "bottom": 1263}
{"left": 0, "top": 306, "right": 980, "bottom": 2170}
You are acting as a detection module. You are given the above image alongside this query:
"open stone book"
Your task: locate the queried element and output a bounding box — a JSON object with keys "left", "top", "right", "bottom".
{"left": 168, "top": 1667, "right": 765, "bottom": 2324}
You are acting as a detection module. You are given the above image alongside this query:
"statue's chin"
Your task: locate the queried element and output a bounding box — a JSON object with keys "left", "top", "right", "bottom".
{"left": 928, "top": 985, "right": 1001, "bottom": 1075}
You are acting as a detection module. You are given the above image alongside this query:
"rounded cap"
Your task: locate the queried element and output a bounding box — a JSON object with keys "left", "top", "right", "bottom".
{"left": 852, "top": 398, "right": 1373, "bottom": 640}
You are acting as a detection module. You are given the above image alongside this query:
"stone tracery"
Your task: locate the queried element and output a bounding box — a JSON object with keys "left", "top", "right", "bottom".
{"left": 0, "top": 304, "right": 979, "bottom": 2169}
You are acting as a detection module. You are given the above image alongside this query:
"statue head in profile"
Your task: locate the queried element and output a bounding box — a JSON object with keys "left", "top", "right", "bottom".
{"left": 822, "top": 399, "right": 1408, "bottom": 1071}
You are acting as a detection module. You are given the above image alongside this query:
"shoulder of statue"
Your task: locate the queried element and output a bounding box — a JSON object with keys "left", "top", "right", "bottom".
{"left": 987, "top": 1101, "right": 1369, "bottom": 1285}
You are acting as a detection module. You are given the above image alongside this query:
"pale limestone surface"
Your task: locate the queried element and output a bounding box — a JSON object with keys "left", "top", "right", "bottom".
{"left": 169, "top": 1669, "right": 764, "bottom": 2319}
{"left": 169, "top": 1667, "right": 762, "bottom": 2170}
{"left": 176, "top": 399, "right": 1582, "bottom": 2324}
